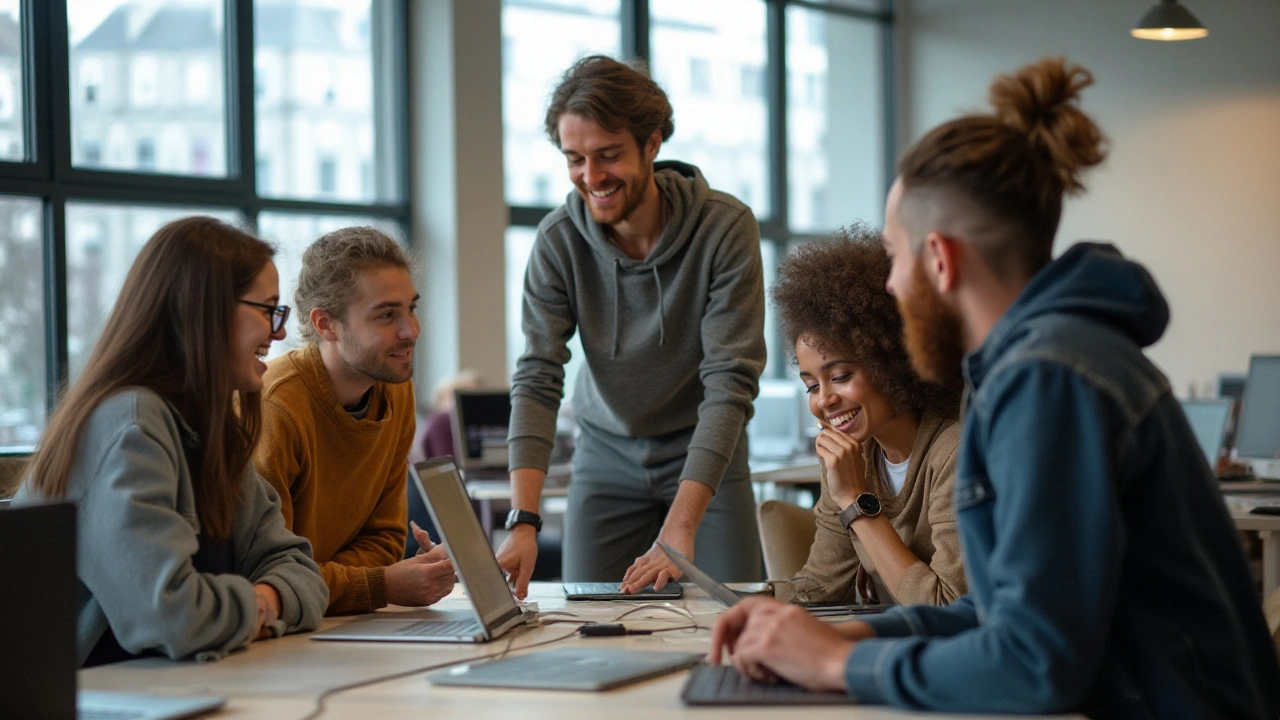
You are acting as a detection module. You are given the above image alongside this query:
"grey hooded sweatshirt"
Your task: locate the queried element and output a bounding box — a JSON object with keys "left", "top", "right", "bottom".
{"left": 509, "top": 160, "right": 766, "bottom": 491}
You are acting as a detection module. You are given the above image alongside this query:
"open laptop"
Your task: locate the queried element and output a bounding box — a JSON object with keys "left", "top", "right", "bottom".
{"left": 311, "top": 457, "right": 532, "bottom": 643}
{"left": 1179, "top": 398, "right": 1233, "bottom": 469}
{"left": 653, "top": 542, "right": 861, "bottom": 706}
{"left": 428, "top": 648, "right": 703, "bottom": 691}
{"left": 450, "top": 390, "right": 513, "bottom": 480}
{"left": 0, "top": 502, "right": 224, "bottom": 720}
{"left": 656, "top": 542, "right": 888, "bottom": 616}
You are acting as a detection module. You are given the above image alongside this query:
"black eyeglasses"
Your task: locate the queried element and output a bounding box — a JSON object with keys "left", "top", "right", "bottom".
{"left": 239, "top": 300, "right": 291, "bottom": 334}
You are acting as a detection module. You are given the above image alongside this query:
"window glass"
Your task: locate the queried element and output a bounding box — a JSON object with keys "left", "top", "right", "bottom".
{"left": 255, "top": 212, "right": 406, "bottom": 358}
{"left": 651, "top": 0, "right": 769, "bottom": 219}
{"left": 255, "top": 0, "right": 400, "bottom": 203}
{"left": 68, "top": 0, "right": 228, "bottom": 176}
{"left": 786, "top": 6, "right": 884, "bottom": 231}
{"left": 0, "top": 197, "right": 43, "bottom": 451}
{"left": 505, "top": 225, "right": 585, "bottom": 397}
{"left": 502, "top": 0, "right": 621, "bottom": 208}
{"left": 0, "top": 0, "right": 24, "bottom": 162}
{"left": 64, "top": 203, "right": 242, "bottom": 380}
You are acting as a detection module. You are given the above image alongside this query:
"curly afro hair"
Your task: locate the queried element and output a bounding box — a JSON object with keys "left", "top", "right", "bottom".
{"left": 770, "top": 223, "right": 960, "bottom": 419}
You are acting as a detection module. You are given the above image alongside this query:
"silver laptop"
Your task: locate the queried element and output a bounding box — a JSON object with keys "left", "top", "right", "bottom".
{"left": 311, "top": 458, "right": 531, "bottom": 643}
{"left": 79, "top": 691, "right": 225, "bottom": 720}
{"left": 1180, "top": 398, "right": 1233, "bottom": 467}
{"left": 450, "top": 390, "right": 512, "bottom": 479}
{"left": 657, "top": 542, "right": 743, "bottom": 608}
{"left": 428, "top": 648, "right": 703, "bottom": 691}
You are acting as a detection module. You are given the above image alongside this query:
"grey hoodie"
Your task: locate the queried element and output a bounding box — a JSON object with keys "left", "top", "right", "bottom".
{"left": 509, "top": 161, "right": 766, "bottom": 490}
{"left": 15, "top": 388, "right": 328, "bottom": 665}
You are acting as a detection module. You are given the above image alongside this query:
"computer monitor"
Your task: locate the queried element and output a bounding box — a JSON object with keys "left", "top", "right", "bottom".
{"left": 747, "top": 379, "right": 812, "bottom": 461}
{"left": 449, "top": 390, "right": 511, "bottom": 472}
{"left": 1179, "top": 398, "right": 1232, "bottom": 468}
{"left": 1235, "top": 355, "right": 1280, "bottom": 481}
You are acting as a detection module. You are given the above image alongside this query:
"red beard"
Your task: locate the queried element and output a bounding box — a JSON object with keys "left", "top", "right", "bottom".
{"left": 898, "top": 258, "right": 966, "bottom": 387}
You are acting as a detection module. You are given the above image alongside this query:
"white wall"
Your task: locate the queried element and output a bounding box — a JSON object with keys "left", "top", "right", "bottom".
{"left": 899, "top": 0, "right": 1280, "bottom": 396}
{"left": 409, "top": 0, "right": 509, "bottom": 400}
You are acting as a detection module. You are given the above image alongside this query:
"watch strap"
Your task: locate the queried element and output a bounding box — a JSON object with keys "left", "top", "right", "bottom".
{"left": 505, "top": 509, "right": 542, "bottom": 532}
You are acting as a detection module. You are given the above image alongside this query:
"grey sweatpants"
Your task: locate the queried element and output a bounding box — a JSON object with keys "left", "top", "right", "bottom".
{"left": 562, "top": 423, "right": 763, "bottom": 583}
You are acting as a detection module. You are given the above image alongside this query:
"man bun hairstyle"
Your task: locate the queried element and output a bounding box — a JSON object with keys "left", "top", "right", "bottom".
{"left": 544, "top": 54, "right": 674, "bottom": 151}
{"left": 294, "top": 226, "right": 414, "bottom": 344}
{"left": 898, "top": 57, "right": 1108, "bottom": 277}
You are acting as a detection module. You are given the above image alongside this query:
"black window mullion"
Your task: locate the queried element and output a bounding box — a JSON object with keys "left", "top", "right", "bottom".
{"left": 43, "top": 194, "right": 68, "bottom": 411}
{"left": 766, "top": 0, "right": 787, "bottom": 231}
{"left": 881, "top": 0, "right": 897, "bottom": 189}
{"left": 621, "top": 0, "right": 650, "bottom": 62}
{"left": 230, "top": 0, "right": 255, "bottom": 194}
{"left": 48, "top": 0, "right": 71, "bottom": 181}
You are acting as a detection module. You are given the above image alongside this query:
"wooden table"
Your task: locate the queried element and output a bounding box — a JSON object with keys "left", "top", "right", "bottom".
{"left": 79, "top": 583, "right": 1079, "bottom": 720}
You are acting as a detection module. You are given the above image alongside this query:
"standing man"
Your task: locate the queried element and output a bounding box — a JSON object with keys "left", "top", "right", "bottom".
{"left": 710, "top": 57, "right": 1280, "bottom": 717}
{"left": 498, "top": 55, "right": 766, "bottom": 598}
{"left": 254, "top": 227, "right": 455, "bottom": 615}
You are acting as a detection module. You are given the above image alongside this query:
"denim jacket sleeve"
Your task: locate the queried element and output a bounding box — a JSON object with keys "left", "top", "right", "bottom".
{"left": 844, "top": 360, "right": 1126, "bottom": 712}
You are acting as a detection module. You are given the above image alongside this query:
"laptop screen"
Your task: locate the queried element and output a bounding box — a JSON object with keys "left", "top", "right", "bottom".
{"left": 1237, "top": 355, "right": 1280, "bottom": 464}
{"left": 1179, "top": 398, "right": 1232, "bottom": 466}
{"left": 410, "top": 459, "right": 523, "bottom": 632}
{"left": 450, "top": 391, "right": 511, "bottom": 470}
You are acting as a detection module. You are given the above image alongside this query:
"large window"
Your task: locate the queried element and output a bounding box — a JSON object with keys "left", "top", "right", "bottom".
{"left": 0, "top": 1, "right": 409, "bottom": 453}
{"left": 501, "top": 0, "right": 895, "bottom": 385}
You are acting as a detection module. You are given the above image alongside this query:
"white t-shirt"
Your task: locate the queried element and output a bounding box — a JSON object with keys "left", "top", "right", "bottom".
{"left": 878, "top": 448, "right": 910, "bottom": 496}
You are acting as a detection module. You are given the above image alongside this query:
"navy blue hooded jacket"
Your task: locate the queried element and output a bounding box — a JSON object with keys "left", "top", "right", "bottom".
{"left": 845, "top": 243, "right": 1280, "bottom": 718}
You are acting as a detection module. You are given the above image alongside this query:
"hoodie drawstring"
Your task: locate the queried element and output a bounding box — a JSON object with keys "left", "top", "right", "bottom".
{"left": 611, "top": 261, "right": 667, "bottom": 356}
{"left": 652, "top": 265, "right": 666, "bottom": 346}
{"left": 611, "top": 259, "right": 621, "bottom": 358}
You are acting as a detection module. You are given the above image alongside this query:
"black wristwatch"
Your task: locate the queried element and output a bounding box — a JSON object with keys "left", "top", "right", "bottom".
{"left": 839, "top": 493, "right": 883, "bottom": 529}
{"left": 504, "top": 508, "right": 543, "bottom": 532}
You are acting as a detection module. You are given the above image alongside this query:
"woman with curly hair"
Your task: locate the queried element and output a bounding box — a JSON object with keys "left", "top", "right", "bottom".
{"left": 770, "top": 223, "right": 964, "bottom": 607}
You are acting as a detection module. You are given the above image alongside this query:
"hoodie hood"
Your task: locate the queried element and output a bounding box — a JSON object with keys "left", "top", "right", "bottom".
{"left": 563, "top": 160, "right": 712, "bottom": 354}
{"left": 970, "top": 243, "right": 1170, "bottom": 383}
{"left": 564, "top": 159, "right": 709, "bottom": 270}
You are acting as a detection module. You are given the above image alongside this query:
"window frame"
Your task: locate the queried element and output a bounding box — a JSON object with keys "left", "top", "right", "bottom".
{"left": 0, "top": 0, "right": 412, "bottom": 455}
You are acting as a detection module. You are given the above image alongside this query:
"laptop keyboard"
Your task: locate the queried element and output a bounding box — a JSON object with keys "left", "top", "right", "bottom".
{"left": 394, "top": 619, "right": 480, "bottom": 637}
{"left": 680, "top": 664, "right": 857, "bottom": 705}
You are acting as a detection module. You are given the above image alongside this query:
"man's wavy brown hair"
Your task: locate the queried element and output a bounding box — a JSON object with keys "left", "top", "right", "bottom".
{"left": 771, "top": 224, "right": 960, "bottom": 419}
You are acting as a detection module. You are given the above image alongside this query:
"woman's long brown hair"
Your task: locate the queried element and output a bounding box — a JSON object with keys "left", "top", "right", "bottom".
{"left": 25, "top": 216, "right": 275, "bottom": 539}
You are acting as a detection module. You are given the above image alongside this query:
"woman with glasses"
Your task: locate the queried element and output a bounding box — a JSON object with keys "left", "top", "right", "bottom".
{"left": 769, "top": 224, "right": 966, "bottom": 607}
{"left": 16, "top": 216, "right": 327, "bottom": 666}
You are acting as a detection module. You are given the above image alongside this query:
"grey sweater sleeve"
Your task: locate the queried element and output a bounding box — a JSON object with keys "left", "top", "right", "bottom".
{"left": 76, "top": 421, "right": 263, "bottom": 661}
{"left": 508, "top": 230, "right": 575, "bottom": 472}
{"left": 233, "top": 470, "right": 328, "bottom": 637}
{"left": 682, "top": 210, "right": 766, "bottom": 489}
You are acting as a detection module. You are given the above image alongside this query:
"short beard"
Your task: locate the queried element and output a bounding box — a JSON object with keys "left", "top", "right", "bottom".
{"left": 898, "top": 258, "right": 965, "bottom": 387}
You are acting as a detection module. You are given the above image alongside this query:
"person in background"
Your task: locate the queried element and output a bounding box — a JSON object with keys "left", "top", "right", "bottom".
{"left": 410, "top": 369, "right": 484, "bottom": 464}
{"left": 253, "top": 227, "right": 454, "bottom": 615}
{"left": 498, "top": 55, "right": 766, "bottom": 597}
{"left": 769, "top": 225, "right": 965, "bottom": 607}
{"left": 710, "top": 57, "right": 1280, "bottom": 717}
{"left": 17, "top": 216, "right": 327, "bottom": 666}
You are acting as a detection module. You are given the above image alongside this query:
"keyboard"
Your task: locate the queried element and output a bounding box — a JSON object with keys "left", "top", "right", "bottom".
{"left": 680, "top": 664, "right": 858, "bottom": 705}
{"left": 394, "top": 619, "right": 480, "bottom": 637}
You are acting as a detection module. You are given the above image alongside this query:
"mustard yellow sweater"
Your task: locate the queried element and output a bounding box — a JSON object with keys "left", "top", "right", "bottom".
{"left": 254, "top": 345, "right": 415, "bottom": 615}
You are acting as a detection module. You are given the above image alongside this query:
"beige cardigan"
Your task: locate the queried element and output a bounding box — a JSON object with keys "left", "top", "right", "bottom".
{"left": 778, "top": 413, "right": 966, "bottom": 606}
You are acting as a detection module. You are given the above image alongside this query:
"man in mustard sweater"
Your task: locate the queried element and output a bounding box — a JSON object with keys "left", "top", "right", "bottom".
{"left": 254, "top": 227, "right": 455, "bottom": 615}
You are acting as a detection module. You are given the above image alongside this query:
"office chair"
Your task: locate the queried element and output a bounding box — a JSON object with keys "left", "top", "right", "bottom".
{"left": 756, "top": 499, "right": 817, "bottom": 579}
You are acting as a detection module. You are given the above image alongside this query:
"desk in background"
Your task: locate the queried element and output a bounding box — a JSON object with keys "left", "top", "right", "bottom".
{"left": 79, "top": 583, "right": 1081, "bottom": 720}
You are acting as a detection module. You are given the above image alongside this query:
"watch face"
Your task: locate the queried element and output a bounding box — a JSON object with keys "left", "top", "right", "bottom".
{"left": 856, "top": 493, "right": 881, "bottom": 516}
